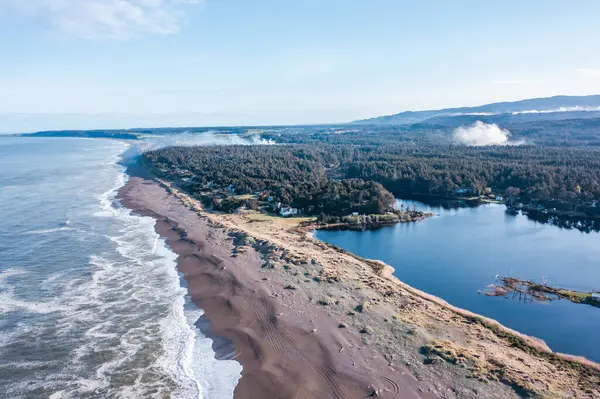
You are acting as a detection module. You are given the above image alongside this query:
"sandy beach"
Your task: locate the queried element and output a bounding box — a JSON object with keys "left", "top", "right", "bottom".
{"left": 119, "top": 175, "right": 600, "bottom": 399}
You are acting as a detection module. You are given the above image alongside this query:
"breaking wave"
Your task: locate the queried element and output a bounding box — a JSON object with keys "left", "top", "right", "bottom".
{"left": 0, "top": 139, "right": 241, "bottom": 398}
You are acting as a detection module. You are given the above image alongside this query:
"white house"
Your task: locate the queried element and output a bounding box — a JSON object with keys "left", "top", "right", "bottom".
{"left": 591, "top": 293, "right": 600, "bottom": 302}
{"left": 279, "top": 207, "right": 298, "bottom": 217}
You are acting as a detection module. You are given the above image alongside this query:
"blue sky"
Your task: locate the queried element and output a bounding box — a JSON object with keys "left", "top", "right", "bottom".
{"left": 1, "top": 0, "right": 600, "bottom": 132}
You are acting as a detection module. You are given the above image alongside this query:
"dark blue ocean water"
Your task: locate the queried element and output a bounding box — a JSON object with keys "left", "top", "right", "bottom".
{"left": 0, "top": 137, "right": 240, "bottom": 398}
{"left": 316, "top": 199, "right": 600, "bottom": 363}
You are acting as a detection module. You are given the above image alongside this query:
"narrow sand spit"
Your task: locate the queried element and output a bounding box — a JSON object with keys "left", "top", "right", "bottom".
{"left": 119, "top": 176, "right": 600, "bottom": 399}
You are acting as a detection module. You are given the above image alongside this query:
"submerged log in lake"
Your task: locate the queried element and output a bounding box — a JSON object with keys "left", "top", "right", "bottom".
{"left": 482, "top": 277, "right": 600, "bottom": 309}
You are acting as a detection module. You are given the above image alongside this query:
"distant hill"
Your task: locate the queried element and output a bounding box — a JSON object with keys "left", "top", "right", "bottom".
{"left": 353, "top": 95, "right": 600, "bottom": 125}
{"left": 24, "top": 130, "right": 142, "bottom": 140}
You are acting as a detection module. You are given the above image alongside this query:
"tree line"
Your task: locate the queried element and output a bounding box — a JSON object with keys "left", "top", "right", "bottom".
{"left": 143, "top": 146, "right": 396, "bottom": 216}
{"left": 143, "top": 125, "right": 600, "bottom": 217}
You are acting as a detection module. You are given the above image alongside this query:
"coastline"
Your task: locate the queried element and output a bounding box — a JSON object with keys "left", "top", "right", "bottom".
{"left": 119, "top": 172, "right": 600, "bottom": 399}
{"left": 118, "top": 175, "right": 436, "bottom": 398}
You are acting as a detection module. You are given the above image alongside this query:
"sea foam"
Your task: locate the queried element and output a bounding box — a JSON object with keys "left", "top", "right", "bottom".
{"left": 0, "top": 141, "right": 241, "bottom": 398}
{"left": 89, "top": 148, "right": 241, "bottom": 398}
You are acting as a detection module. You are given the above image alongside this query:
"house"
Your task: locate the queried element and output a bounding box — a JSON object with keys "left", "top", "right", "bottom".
{"left": 352, "top": 212, "right": 359, "bottom": 216}
{"left": 495, "top": 195, "right": 503, "bottom": 201}
{"left": 592, "top": 293, "right": 600, "bottom": 302}
{"left": 279, "top": 207, "right": 298, "bottom": 217}
{"left": 268, "top": 196, "right": 274, "bottom": 202}
{"left": 592, "top": 200, "right": 598, "bottom": 208}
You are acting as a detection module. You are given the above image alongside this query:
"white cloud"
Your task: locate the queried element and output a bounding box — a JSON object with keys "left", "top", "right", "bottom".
{"left": 0, "top": 0, "right": 201, "bottom": 40}
{"left": 453, "top": 121, "right": 525, "bottom": 146}
{"left": 575, "top": 68, "right": 600, "bottom": 79}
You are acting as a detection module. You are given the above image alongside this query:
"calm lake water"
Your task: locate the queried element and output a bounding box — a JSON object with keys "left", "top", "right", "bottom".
{"left": 315, "top": 199, "right": 600, "bottom": 363}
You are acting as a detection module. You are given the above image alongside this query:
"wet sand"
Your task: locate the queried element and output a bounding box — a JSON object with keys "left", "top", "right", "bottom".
{"left": 119, "top": 176, "right": 435, "bottom": 399}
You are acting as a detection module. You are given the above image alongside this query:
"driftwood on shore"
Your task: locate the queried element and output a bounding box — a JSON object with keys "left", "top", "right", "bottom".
{"left": 482, "top": 276, "right": 600, "bottom": 309}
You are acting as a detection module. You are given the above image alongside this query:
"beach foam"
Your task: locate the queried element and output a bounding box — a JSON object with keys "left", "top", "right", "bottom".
{"left": 60, "top": 163, "right": 241, "bottom": 398}
{"left": 0, "top": 139, "right": 241, "bottom": 398}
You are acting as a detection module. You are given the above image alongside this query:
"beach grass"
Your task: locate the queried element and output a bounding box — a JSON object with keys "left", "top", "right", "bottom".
{"left": 244, "top": 212, "right": 316, "bottom": 227}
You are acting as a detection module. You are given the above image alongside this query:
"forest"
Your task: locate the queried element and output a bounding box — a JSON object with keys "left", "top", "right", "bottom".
{"left": 143, "top": 120, "right": 600, "bottom": 218}
{"left": 143, "top": 145, "right": 396, "bottom": 216}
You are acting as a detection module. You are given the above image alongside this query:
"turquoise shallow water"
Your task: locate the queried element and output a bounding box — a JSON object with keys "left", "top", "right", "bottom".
{"left": 316, "top": 199, "right": 600, "bottom": 363}
{"left": 0, "top": 137, "right": 240, "bottom": 398}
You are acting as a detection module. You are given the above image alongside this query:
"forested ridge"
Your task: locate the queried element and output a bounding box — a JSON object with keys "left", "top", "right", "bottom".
{"left": 341, "top": 145, "right": 600, "bottom": 212}
{"left": 266, "top": 126, "right": 600, "bottom": 215}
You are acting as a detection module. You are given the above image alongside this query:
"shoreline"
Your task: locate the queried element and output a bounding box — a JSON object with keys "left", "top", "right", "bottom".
{"left": 119, "top": 172, "right": 600, "bottom": 398}
{"left": 312, "top": 213, "right": 435, "bottom": 232}
{"left": 395, "top": 192, "right": 600, "bottom": 228}
{"left": 118, "top": 175, "right": 436, "bottom": 398}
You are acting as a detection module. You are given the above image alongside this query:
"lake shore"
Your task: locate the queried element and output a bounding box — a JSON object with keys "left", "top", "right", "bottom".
{"left": 312, "top": 212, "right": 435, "bottom": 232}
{"left": 119, "top": 176, "right": 436, "bottom": 399}
{"left": 120, "top": 174, "right": 600, "bottom": 399}
{"left": 392, "top": 192, "right": 600, "bottom": 228}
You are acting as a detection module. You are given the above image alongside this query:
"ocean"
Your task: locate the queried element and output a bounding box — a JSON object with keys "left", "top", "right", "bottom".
{"left": 0, "top": 137, "right": 241, "bottom": 398}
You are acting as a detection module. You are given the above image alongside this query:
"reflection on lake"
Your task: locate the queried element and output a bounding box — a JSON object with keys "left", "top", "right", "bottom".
{"left": 315, "top": 198, "right": 600, "bottom": 362}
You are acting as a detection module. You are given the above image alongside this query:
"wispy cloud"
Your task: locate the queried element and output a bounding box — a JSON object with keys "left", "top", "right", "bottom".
{"left": 575, "top": 68, "right": 600, "bottom": 79}
{"left": 0, "top": 0, "right": 201, "bottom": 40}
{"left": 513, "top": 106, "right": 600, "bottom": 115}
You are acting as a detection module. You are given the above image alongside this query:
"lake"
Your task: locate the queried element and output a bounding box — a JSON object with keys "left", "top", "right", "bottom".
{"left": 315, "top": 199, "right": 600, "bottom": 363}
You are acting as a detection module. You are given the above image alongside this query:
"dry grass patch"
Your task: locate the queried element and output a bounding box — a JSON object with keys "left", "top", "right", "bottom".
{"left": 244, "top": 213, "right": 316, "bottom": 228}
